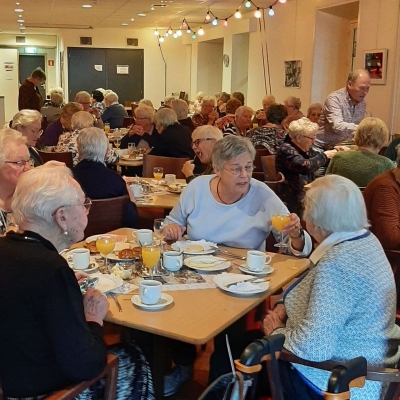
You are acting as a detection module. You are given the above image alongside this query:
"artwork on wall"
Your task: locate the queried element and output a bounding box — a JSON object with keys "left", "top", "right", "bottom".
{"left": 364, "top": 49, "right": 388, "bottom": 85}
{"left": 284, "top": 60, "right": 301, "bottom": 88}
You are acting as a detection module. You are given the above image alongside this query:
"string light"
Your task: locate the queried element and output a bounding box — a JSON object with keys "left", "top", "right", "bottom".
{"left": 268, "top": 6, "right": 274, "bottom": 16}
{"left": 154, "top": 29, "right": 159, "bottom": 36}
{"left": 234, "top": 9, "right": 241, "bottom": 18}
{"left": 177, "top": 29, "right": 182, "bottom": 36}
{"left": 191, "top": 33, "right": 196, "bottom": 39}
{"left": 205, "top": 11, "right": 211, "bottom": 21}
{"left": 279, "top": 0, "right": 286, "bottom": 3}
{"left": 182, "top": 20, "right": 187, "bottom": 29}
{"left": 186, "top": 28, "right": 191, "bottom": 34}
{"left": 159, "top": 36, "right": 164, "bottom": 43}
{"left": 254, "top": 8, "right": 261, "bottom": 18}
{"left": 165, "top": 32, "right": 169, "bottom": 37}
{"left": 245, "top": 1, "right": 251, "bottom": 7}
{"left": 173, "top": 32, "right": 178, "bottom": 38}
{"left": 198, "top": 27, "right": 204, "bottom": 35}
{"left": 168, "top": 27, "right": 172, "bottom": 34}
{"left": 212, "top": 17, "right": 218, "bottom": 26}
{"left": 223, "top": 18, "right": 228, "bottom": 27}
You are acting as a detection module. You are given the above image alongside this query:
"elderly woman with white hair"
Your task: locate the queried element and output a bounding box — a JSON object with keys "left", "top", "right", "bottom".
{"left": 54, "top": 111, "right": 118, "bottom": 166}
{"left": 150, "top": 108, "right": 194, "bottom": 158}
{"left": 101, "top": 91, "right": 128, "bottom": 129}
{"left": 276, "top": 117, "right": 334, "bottom": 216}
{"left": 0, "top": 166, "right": 153, "bottom": 399}
{"left": 221, "top": 105, "right": 253, "bottom": 137}
{"left": 10, "top": 109, "right": 44, "bottom": 166}
{"left": 192, "top": 96, "right": 219, "bottom": 128}
{"left": 171, "top": 99, "right": 195, "bottom": 133}
{"left": 326, "top": 117, "right": 393, "bottom": 187}
{"left": 75, "top": 91, "right": 104, "bottom": 129}
{"left": 262, "top": 174, "right": 400, "bottom": 400}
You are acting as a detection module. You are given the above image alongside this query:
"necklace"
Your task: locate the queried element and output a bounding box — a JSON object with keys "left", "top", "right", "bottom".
{"left": 216, "top": 179, "right": 244, "bottom": 205}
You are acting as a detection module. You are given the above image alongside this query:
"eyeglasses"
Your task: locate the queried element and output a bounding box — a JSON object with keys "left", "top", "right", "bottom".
{"left": 224, "top": 165, "right": 255, "bottom": 176}
{"left": 191, "top": 138, "right": 215, "bottom": 147}
{"left": 300, "top": 134, "right": 316, "bottom": 140}
{"left": 23, "top": 126, "right": 43, "bottom": 136}
{"left": 63, "top": 197, "right": 92, "bottom": 212}
{"left": 5, "top": 158, "right": 34, "bottom": 168}
{"left": 136, "top": 117, "right": 149, "bottom": 120}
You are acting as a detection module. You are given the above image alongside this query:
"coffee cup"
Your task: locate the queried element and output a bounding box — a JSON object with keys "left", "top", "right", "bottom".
{"left": 246, "top": 250, "right": 271, "bottom": 272}
{"left": 165, "top": 174, "right": 176, "bottom": 184}
{"left": 71, "top": 248, "right": 90, "bottom": 270}
{"left": 134, "top": 229, "right": 153, "bottom": 246}
{"left": 139, "top": 280, "right": 162, "bottom": 305}
{"left": 163, "top": 251, "right": 183, "bottom": 272}
{"left": 130, "top": 183, "right": 143, "bottom": 198}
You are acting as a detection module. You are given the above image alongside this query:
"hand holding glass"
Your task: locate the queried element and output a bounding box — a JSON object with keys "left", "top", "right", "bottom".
{"left": 271, "top": 214, "right": 291, "bottom": 248}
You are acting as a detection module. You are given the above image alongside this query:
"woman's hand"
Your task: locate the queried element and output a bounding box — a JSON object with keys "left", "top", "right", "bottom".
{"left": 75, "top": 271, "right": 89, "bottom": 285}
{"left": 83, "top": 288, "right": 109, "bottom": 326}
{"left": 273, "top": 303, "right": 287, "bottom": 322}
{"left": 128, "top": 125, "right": 144, "bottom": 136}
{"left": 282, "top": 213, "right": 304, "bottom": 251}
{"left": 162, "top": 223, "right": 186, "bottom": 241}
{"left": 182, "top": 160, "right": 195, "bottom": 178}
{"left": 262, "top": 309, "right": 285, "bottom": 335}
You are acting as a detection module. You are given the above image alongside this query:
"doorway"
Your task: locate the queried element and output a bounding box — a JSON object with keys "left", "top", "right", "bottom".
{"left": 19, "top": 54, "right": 46, "bottom": 100}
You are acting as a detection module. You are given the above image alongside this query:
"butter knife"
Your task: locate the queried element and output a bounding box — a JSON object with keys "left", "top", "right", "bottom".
{"left": 108, "top": 292, "right": 122, "bottom": 312}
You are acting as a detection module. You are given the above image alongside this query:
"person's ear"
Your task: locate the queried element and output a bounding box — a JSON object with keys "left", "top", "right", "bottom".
{"left": 53, "top": 207, "right": 67, "bottom": 232}
{"left": 213, "top": 164, "right": 221, "bottom": 176}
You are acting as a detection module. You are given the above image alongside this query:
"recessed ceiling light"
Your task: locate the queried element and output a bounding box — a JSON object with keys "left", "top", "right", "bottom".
{"left": 18, "top": 14, "right": 22, "bottom": 17}
{"left": 16, "top": 2, "right": 20, "bottom": 4}
{"left": 17, "top": 19, "right": 24, "bottom": 22}
{"left": 130, "top": 18, "right": 134, "bottom": 21}
{"left": 14, "top": 8, "right": 23, "bottom": 12}
{"left": 121, "top": 23, "right": 128, "bottom": 26}
{"left": 82, "top": 4, "right": 92, "bottom": 8}
{"left": 20, "top": 26, "right": 26, "bottom": 29}
{"left": 138, "top": 13, "right": 146, "bottom": 17}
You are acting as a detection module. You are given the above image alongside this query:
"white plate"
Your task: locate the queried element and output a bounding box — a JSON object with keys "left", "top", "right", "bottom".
{"left": 185, "top": 256, "right": 231, "bottom": 272}
{"left": 213, "top": 274, "right": 269, "bottom": 296}
{"left": 107, "top": 249, "right": 140, "bottom": 262}
{"left": 85, "top": 234, "right": 127, "bottom": 244}
{"left": 92, "top": 274, "right": 124, "bottom": 293}
{"left": 131, "top": 293, "right": 174, "bottom": 310}
{"left": 172, "top": 240, "right": 217, "bottom": 255}
{"left": 239, "top": 264, "right": 274, "bottom": 276}
{"left": 121, "top": 155, "right": 143, "bottom": 160}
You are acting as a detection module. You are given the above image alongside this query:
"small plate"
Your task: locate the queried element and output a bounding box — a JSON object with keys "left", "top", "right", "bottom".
{"left": 107, "top": 248, "right": 140, "bottom": 262}
{"left": 239, "top": 264, "right": 274, "bottom": 276}
{"left": 172, "top": 240, "right": 217, "bottom": 255}
{"left": 131, "top": 293, "right": 174, "bottom": 310}
{"left": 85, "top": 234, "right": 127, "bottom": 244}
{"left": 92, "top": 273, "right": 124, "bottom": 293}
{"left": 121, "top": 155, "right": 143, "bottom": 161}
{"left": 185, "top": 256, "right": 230, "bottom": 272}
{"left": 213, "top": 275, "right": 269, "bottom": 296}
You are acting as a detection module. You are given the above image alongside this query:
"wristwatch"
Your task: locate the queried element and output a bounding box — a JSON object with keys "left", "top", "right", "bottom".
{"left": 289, "top": 226, "right": 304, "bottom": 240}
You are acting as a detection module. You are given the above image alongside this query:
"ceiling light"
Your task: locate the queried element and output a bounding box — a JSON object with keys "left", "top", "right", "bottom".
{"left": 205, "top": 11, "right": 210, "bottom": 21}
{"left": 154, "top": 29, "right": 159, "bottom": 36}
{"left": 168, "top": 27, "right": 172, "bottom": 34}
{"left": 19, "top": 26, "right": 26, "bottom": 30}
{"left": 173, "top": 32, "right": 178, "bottom": 38}
{"left": 17, "top": 19, "right": 24, "bottom": 23}
{"left": 186, "top": 28, "right": 191, "bottom": 34}
{"left": 198, "top": 27, "right": 204, "bottom": 35}
{"left": 165, "top": 33, "right": 168, "bottom": 37}
{"left": 212, "top": 18, "right": 218, "bottom": 26}
{"left": 82, "top": 5, "right": 92, "bottom": 8}
{"left": 138, "top": 13, "right": 146, "bottom": 17}
{"left": 130, "top": 18, "right": 134, "bottom": 21}
{"left": 223, "top": 19, "right": 228, "bottom": 27}
{"left": 150, "top": 6, "right": 155, "bottom": 11}
{"left": 15, "top": 2, "right": 20, "bottom": 4}
{"left": 159, "top": 36, "right": 164, "bottom": 43}
{"left": 121, "top": 23, "right": 128, "bottom": 26}
{"left": 245, "top": 1, "right": 251, "bottom": 8}
{"left": 234, "top": 10, "right": 241, "bottom": 18}
{"left": 18, "top": 14, "right": 22, "bottom": 17}
{"left": 14, "top": 8, "right": 23, "bottom": 12}
{"left": 177, "top": 29, "right": 182, "bottom": 36}
{"left": 279, "top": 0, "right": 287, "bottom": 3}
{"left": 255, "top": 8, "right": 261, "bottom": 18}
{"left": 182, "top": 20, "right": 187, "bottom": 29}
{"left": 268, "top": 6, "right": 274, "bottom": 16}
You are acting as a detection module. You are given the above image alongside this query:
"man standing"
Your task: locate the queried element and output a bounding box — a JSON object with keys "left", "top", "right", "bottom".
{"left": 18, "top": 68, "right": 46, "bottom": 111}
{"left": 315, "top": 69, "right": 370, "bottom": 150}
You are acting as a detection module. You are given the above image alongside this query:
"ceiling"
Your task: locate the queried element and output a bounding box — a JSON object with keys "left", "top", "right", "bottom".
{"left": 0, "top": 0, "right": 284, "bottom": 35}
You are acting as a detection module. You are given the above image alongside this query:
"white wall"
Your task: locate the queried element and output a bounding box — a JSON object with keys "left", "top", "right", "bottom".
{"left": 197, "top": 41, "right": 223, "bottom": 96}
{"left": 0, "top": 48, "right": 19, "bottom": 123}
{"left": 231, "top": 33, "right": 250, "bottom": 101}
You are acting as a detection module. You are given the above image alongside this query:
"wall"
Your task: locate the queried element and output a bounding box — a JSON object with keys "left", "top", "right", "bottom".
{"left": 0, "top": 48, "right": 19, "bottom": 122}
{"left": 197, "top": 40, "right": 223, "bottom": 96}
{"left": 231, "top": 33, "right": 250, "bottom": 101}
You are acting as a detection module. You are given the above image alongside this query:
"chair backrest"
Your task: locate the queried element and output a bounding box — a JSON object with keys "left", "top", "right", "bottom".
{"left": 142, "top": 154, "right": 190, "bottom": 179}
{"left": 260, "top": 155, "right": 285, "bottom": 194}
{"left": 84, "top": 195, "right": 130, "bottom": 239}
{"left": 253, "top": 147, "right": 271, "bottom": 181}
{"left": 37, "top": 150, "right": 73, "bottom": 169}
{"left": 46, "top": 354, "right": 118, "bottom": 400}
{"left": 123, "top": 117, "right": 135, "bottom": 127}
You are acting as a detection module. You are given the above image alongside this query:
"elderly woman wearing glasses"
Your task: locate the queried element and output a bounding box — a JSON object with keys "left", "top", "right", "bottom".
{"left": 10, "top": 109, "right": 44, "bottom": 166}
{"left": 163, "top": 135, "right": 312, "bottom": 252}
{"left": 276, "top": 118, "right": 335, "bottom": 217}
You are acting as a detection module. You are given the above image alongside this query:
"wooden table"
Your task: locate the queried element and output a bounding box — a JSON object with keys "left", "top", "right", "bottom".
{"left": 80, "top": 227, "right": 310, "bottom": 396}
{"left": 117, "top": 157, "right": 143, "bottom": 168}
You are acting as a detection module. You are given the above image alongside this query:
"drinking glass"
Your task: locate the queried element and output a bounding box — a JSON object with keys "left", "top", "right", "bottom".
{"left": 153, "top": 218, "right": 165, "bottom": 242}
{"left": 114, "top": 138, "right": 121, "bottom": 148}
{"left": 104, "top": 123, "right": 111, "bottom": 134}
{"left": 271, "top": 214, "right": 291, "bottom": 248}
{"left": 153, "top": 167, "right": 164, "bottom": 185}
{"left": 142, "top": 242, "right": 161, "bottom": 279}
{"left": 96, "top": 235, "right": 116, "bottom": 270}
{"left": 128, "top": 143, "right": 136, "bottom": 155}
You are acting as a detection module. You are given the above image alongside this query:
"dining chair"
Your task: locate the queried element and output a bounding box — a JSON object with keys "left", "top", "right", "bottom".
{"left": 253, "top": 147, "right": 271, "bottom": 182}
{"left": 37, "top": 149, "right": 74, "bottom": 169}
{"left": 142, "top": 154, "right": 190, "bottom": 179}
{"left": 84, "top": 194, "right": 136, "bottom": 238}
{"left": 123, "top": 117, "right": 135, "bottom": 127}
{"left": 260, "top": 155, "right": 285, "bottom": 194}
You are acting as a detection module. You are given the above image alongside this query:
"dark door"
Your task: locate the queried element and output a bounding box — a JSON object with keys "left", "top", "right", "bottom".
{"left": 67, "top": 48, "right": 107, "bottom": 101}
{"left": 19, "top": 54, "right": 46, "bottom": 100}
{"left": 67, "top": 48, "right": 144, "bottom": 104}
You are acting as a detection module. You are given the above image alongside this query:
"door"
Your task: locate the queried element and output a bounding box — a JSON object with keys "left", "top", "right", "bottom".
{"left": 19, "top": 54, "right": 46, "bottom": 100}
{"left": 67, "top": 48, "right": 144, "bottom": 104}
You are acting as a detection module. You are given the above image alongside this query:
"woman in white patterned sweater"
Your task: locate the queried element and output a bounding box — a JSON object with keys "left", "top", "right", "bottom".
{"left": 263, "top": 174, "right": 400, "bottom": 400}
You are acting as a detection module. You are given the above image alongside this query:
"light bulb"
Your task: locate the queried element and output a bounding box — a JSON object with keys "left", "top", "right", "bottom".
{"left": 279, "top": 0, "right": 287, "bottom": 3}
{"left": 165, "top": 33, "right": 168, "bottom": 37}
{"left": 150, "top": 6, "right": 155, "bottom": 10}
{"left": 168, "top": 27, "right": 172, "bottom": 34}
{"left": 182, "top": 21, "right": 187, "bottom": 29}
{"left": 198, "top": 27, "right": 204, "bottom": 35}
{"left": 173, "top": 33, "right": 178, "bottom": 38}
{"left": 212, "top": 18, "right": 218, "bottom": 26}
{"left": 223, "top": 19, "right": 228, "bottom": 27}
{"left": 205, "top": 11, "right": 211, "bottom": 21}
{"left": 154, "top": 30, "right": 159, "bottom": 36}
{"left": 177, "top": 30, "right": 182, "bottom": 36}
{"left": 268, "top": 7, "right": 274, "bottom": 16}
{"left": 255, "top": 8, "right": 261, "bottom": 18}
{"left": 245, "top": 1, "right": 251, "bottom": 8}
{"left": 234, "top": 10, "right": 241, "bottom": 19}
{"left": 159, "top": 36, "right": 164, "bottom": 43}
{"left": 186, "top": 28, "right": 191, "bottom": 34}
{"left": 192, "top": 33, "right": 196, "bottom": 40}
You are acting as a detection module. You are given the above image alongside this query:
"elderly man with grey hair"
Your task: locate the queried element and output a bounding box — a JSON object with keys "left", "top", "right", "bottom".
{"left": 101, "top": 91, "right": 128, "bottom": 129}
{"left": 150, "top": 108, "right": 194, "bottom": 158}
{"left": 316, "top": 69, "right": 371, "bottom": 150}
{"left": 221, "top": 105, "right": 253, "bottom": 137}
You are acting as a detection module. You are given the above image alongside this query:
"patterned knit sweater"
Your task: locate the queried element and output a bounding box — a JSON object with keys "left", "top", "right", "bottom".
{"left": 274, "top": 232, "right": 400, "bottom": 400}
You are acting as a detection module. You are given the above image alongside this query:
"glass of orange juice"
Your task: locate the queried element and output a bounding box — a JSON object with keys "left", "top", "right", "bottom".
{"left": 142, "top": 242, "right": 161, "bottom": 279}
{"left": 153, "top": 167, "right": 164, "bottom": 186}
{"left": 96, "top": 235, "right": 116, "bottom": 270}
{"left": 271, "top": 213, "right": 291, "bottom": 248}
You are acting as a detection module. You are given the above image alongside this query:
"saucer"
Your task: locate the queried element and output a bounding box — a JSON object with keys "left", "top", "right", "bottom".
{"left": 239, "top": 264, "right": 274, "bottom": 276}
{"left": 131, "top": 293, "right": 174, "bottom": 310}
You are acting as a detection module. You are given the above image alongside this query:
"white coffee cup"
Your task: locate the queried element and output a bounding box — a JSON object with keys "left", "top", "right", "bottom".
{"left": 130, "top": 183, "right": 143, "bottom": 199}
{"left": 139, "top": 280, "right": 162, "bottom": 305}
{"left": 71, "top": 248, "right": 90, "bottom": 270}
{"left": 135, "top": 229, "right": 153, "bottom": 246}
{"left": 165, "top": 174, "right": 176, "bottom": 184}
{"left": 163, "top": 251, "right": 183, "bottom": 272}
{"left": 246, "top": 250, "right": 271, "bottom": 272}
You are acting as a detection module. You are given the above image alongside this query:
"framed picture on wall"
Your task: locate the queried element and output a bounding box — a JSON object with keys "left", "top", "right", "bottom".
{"left": 364, "top": 49, "right": 388, "bottom": 84}
{"left": 284, "top": 60, "right": 301, "bottom": 88}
